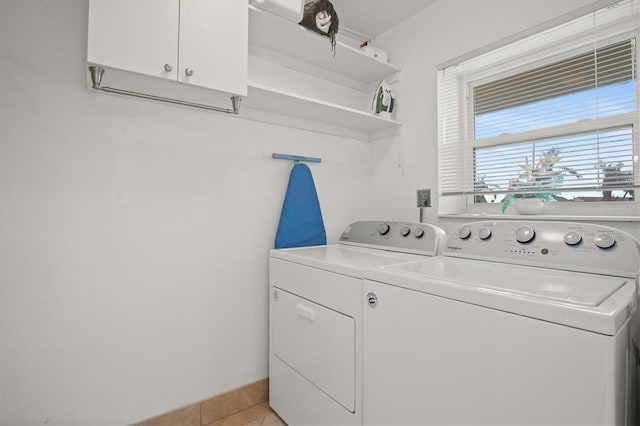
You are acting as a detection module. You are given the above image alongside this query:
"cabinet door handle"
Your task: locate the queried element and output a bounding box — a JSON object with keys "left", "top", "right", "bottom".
{"left": 185, "top": 68, "right": 194, "bottom": 77}
{"left": 163, "top": 63, "right": 173, "bottom": 72}
{"left": 296, "top": 304, "right": 315, "bottom": 321}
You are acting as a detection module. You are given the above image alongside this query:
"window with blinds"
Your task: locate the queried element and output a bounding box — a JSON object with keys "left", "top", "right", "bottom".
{"left": 438, "top": 0, "right": 639, "bottom": 215}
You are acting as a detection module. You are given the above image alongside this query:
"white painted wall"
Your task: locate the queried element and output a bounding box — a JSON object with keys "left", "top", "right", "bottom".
{"left": 0, "top": 1, "right": 371, "bottom": 424}
{"left": 1, "top": 1, "right": 638, "bottom": 425}
{"left": 372, "top": 0, "right": 639, "bottom": 238}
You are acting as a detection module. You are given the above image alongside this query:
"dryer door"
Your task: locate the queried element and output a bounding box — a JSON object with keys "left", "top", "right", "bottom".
{"left": 272, "top": 287, "right": 356, "bottom": 412}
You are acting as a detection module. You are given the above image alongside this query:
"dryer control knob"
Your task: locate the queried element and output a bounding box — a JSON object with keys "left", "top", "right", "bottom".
{"left": 400, "top": 226, "right": 411, "bottom": 237}
{"left": 563, "top": 231, "right": 582, "bottom": 245}
{"left": 478, "top": 227, "right": 492, "bottom": 240}
{"left": 515, "top": 226, "right": 535, "bottom": 243}
{"left": 594, "top": 233, "right": 616, "bottom": 249}
{"left": 414, "top": 228, "right": 425, "bottom": 239}
{"left": 458, "top": 226, "right": 471, "bottom": 240}
{"left": 378, "top": 223, "right": 390, "bottom": 236}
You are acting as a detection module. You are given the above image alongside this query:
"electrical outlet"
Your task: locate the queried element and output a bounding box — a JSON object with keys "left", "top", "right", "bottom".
{"left": 417, "top": 189, "right": 431, "bottom": 207}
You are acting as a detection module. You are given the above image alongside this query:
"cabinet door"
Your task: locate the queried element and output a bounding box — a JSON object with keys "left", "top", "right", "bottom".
{"left": 178, "top": 0, "right": 248, "bottom": 96}
{"left": 87, "top": 0, "right": 179, "bottom": 81}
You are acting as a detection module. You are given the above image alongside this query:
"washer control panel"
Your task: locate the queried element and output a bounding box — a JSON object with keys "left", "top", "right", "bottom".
{"left": 444, "top": 221, "right": 640, "bottom": 277}
{"left": 339, "top": 221, "right": 447, "bottom": 256}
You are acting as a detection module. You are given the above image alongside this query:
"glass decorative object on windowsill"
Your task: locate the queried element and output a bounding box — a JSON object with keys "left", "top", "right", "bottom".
{"left": 513, "top": 198, "right": 545, "bottom": 215}
{"left": 501, "top": 147, "right": 582, "bottom": 214}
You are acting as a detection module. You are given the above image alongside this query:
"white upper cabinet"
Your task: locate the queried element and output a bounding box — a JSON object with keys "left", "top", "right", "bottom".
{"left": 87, "top": 0, "right": 247, "bottom": 97}
{"left": 87, "top": 0, "right": 179, "bottom": 81}
{"left": 178, "top": 0, "right": 247, "bottom": 95}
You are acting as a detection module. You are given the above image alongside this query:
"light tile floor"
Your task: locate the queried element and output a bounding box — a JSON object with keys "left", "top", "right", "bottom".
{"left": 207, "top": 402, "right": 286, "bottom": 426}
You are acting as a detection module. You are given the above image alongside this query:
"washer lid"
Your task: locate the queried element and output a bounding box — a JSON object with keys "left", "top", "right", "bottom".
{"left": 270, "top": 244, "right": 426, "bottom": 278}
{"left": 399, "top": 257, "right": 625, "bottom": 306}
{"left": 365, "top": 257, "right": 636, "bottom": 335}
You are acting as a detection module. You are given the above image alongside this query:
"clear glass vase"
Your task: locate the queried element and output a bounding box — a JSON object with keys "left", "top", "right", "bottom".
{"left": 514, "top": 198, "right": 544, "bottom": 215}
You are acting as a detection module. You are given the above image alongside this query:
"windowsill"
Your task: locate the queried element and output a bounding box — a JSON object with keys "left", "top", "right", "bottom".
{"left": 439, "top": 213, "right": 640, "bottom": 222}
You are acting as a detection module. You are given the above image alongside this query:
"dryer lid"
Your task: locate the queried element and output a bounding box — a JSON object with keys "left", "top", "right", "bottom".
{"left": 271, "top": 244, "right": 426, "bottom": 277}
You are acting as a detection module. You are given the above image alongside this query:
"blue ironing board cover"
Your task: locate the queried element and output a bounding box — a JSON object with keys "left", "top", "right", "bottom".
{"left": 275, "top": 163, "right": 326, "bottom": 249}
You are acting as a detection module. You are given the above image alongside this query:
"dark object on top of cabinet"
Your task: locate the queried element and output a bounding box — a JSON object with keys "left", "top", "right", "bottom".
{"left": 299, "top": 0, "right": 339, "bottom": 55}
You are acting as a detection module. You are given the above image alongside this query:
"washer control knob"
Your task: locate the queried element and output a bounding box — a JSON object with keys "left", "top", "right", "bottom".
{"left": 478, "top": 227, "right": 492, "bottom": 240}
{"left": 563, "top": 231, "right": 582, "bottom": 245}
{"left": 458, "top": 226, "right": 471, "bottom": 240}
{"left": 515, "top": 226, "right": 535, "bottom": 243}
{"left": 400, "top": 226, "right": 411, "bottom": 237}
{"left": 414, "top": 228, "right": 425, "bottom": 239}
{"left": 594, "top": 233, "right": 616, "bottom": 249}
{"left": 378, "top": 223, "right": 390, "bottom": 236}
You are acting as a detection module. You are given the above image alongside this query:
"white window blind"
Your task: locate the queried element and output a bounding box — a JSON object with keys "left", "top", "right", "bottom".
{"left": 438, "top": 0, "right": 639, "bottom": 213}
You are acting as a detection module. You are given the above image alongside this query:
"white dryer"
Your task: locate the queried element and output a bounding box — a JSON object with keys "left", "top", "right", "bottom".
{"left": 363, "top": 220, "right": 640, "bottom": 425}
{"left": 269, "top": 220, "right": 446, "bottom": 426}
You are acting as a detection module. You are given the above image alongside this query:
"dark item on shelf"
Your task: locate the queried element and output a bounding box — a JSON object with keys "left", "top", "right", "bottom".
{"left": 299, "top": 0, "right": 339, "bottom": 55}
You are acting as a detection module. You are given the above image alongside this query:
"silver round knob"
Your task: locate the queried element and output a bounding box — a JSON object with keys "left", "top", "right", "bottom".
{"left": 414, "top": 228, "right": 425, "bottom": 239}
{"left": 185, "top": 68, "right": 194, "bottom": 76}
{"left": 478, "top": 227, "right": 492, "bottom": 240}
{"left": 378, "top": 223, "right": 390, "bottom": 236}
{"left": 163, "top": 63, "right": 173, "bottom": 72}
{"left": 515, "top": 226, "right": 535, "bottom": 243}
{"left": 458, "top": 226, "right": 471, "bottom": 240}
{"left": 563, "top": 231, "right": 582, "bottom": 245}
{"left": 594, "top": 233, "right": 616, "bottom": 249}
{"left": 400, "top": 226, "right": 411, "bottom": 237}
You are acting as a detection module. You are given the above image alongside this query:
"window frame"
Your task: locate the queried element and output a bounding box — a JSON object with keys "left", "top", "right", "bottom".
{"left": 438, "top": 3, "right": 640, "bottom": 219}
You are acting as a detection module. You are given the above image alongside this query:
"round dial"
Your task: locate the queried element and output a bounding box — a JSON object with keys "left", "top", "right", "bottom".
{"left": 414, "top": 228, "right": 425, "bottom": 239}
{"left": 458, "top": 226, "right": 471, "bottom": 240}
{"left": 515, "top": 226, "right": 535, "bottom": 243}
{"left": 563, "top": 231, "right": 582, "bottom": 246}
{"left": 594, "top": 233, "right": 616, "bottom": 249}
{"left": 378, "top": 223, "right": 390, "bottom": 236}
{"left": 400, "top": 226, "right": 411, "bottom": 237}
{"left": 478, "top": 227, "right": 492, "bottom": 240}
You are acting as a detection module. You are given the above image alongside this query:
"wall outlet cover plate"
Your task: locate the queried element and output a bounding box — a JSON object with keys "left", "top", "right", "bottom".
{"left": 417, "top": 189, "right": 431, "bottom": 207}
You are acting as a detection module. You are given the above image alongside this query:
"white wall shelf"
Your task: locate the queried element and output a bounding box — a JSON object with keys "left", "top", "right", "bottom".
{"left": 248, "top": 5, "right": 400, "bottom": 84}
{"left": 246, "top": 4, "right": 402, "bottom": 140}
{"left": 242, "top": 83, "right": 400, "bottom": 140}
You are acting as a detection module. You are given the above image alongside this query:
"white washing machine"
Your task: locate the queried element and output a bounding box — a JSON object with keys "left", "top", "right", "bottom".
{"left": 269, "top": 220, "right": 446, "bottom": 426}
{"left": 363, "top": 220, "right": 640, "bottom": 425}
